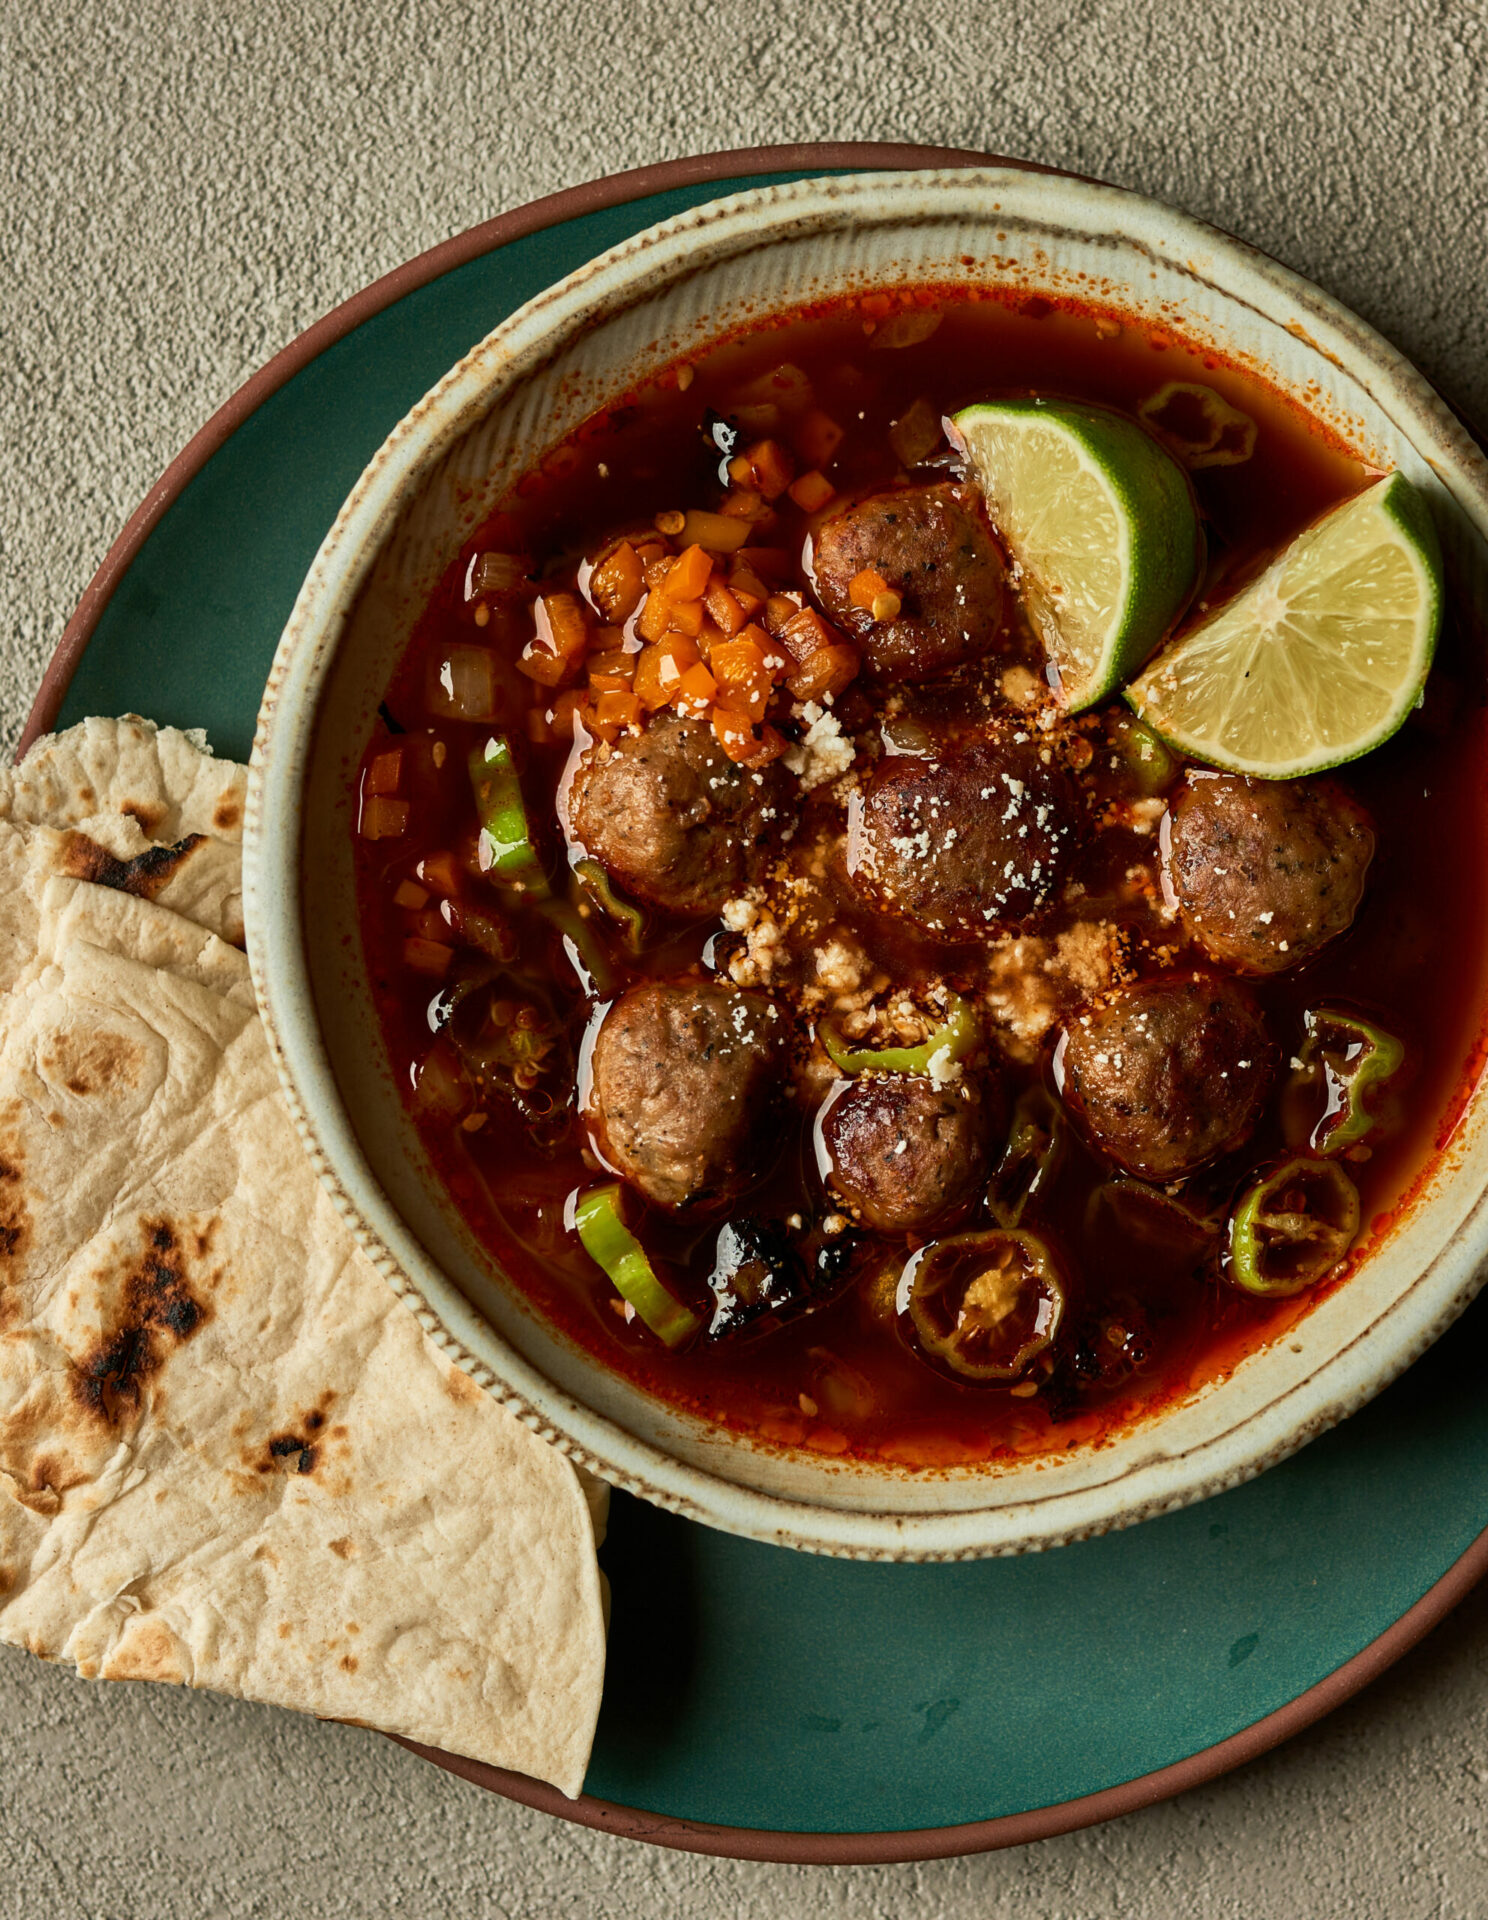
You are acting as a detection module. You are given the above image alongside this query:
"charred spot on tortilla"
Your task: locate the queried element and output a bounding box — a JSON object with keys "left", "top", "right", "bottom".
{"left": 212, "top": 793, "right": 242, "bottom": 832}
{"left": 42, "top": 1028, "right": 149, "bottom": 1098}
{"left": 0, "top": 1120, "right": 31, "bottom": 1287}
{"left": 69, "top": 1217, "right": 210, "bottom": 1427}
{"left": 59, "top": 829, "right": 209, "bottom": 900}
{"left": 120, "top": 799, "right": 166, "bottom": 835}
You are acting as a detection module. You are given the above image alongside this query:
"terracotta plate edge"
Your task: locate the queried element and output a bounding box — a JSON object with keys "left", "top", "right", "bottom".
{"left": 22, "top": 137, "right": 1488, "bottom": 1863}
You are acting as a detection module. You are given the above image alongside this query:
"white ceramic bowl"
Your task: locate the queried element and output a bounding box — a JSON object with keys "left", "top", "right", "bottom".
{"left": 246, "top": 168, "right": 1488, "bottom": 1560}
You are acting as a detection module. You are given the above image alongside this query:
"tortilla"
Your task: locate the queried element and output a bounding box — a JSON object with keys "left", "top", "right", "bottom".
{"left": 0, "top": 730, "right": 609, "bottom": 1797}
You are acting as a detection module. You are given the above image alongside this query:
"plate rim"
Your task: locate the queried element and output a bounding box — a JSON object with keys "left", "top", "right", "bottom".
{"left": 21, "top": 136, "right": 1488, "bottom": 1864}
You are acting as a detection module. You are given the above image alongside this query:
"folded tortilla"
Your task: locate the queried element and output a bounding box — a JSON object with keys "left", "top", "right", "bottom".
{"left": 0, "top": 723, "right": 608, "bottom": 1796}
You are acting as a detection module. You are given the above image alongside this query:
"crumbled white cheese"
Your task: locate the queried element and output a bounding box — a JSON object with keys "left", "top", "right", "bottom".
{"left": 784, "top": 702, "right": 856, "bottom": 793}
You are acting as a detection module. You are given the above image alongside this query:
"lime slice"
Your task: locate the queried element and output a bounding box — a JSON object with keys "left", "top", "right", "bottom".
{"left": 952, "top": 399, "right": 1202, "bottom": 712}
{"left": 1126, "top": 473, "right": 1442, "bottom": 778}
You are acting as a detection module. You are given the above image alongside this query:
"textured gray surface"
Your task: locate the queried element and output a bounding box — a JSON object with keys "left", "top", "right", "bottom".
{"left": 3, "top": 0, "right": 1488, "bottom": 1911}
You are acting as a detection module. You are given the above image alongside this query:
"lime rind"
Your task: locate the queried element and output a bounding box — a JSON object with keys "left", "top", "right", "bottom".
{"left": 1126, "top": 473, "right": 1442, "bottom": 780}
{"left": 952, "top": 399, "right": 1202, "bottom": 713}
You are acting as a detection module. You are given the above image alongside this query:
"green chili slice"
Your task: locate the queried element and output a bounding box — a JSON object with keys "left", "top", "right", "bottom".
{"left": 573, "top": 1183, "right": 701, "bottom": 1349}
{"left": 819, "top": 992, "right": 980, "bottom": 1078}
{"left": 573, "top": 858, "right": 645, "bottom": 953}
{"left": 901, "top": 1228, "right": 1066, "bottom": 1383}
{"left": 469, "top": 734, "right": 549, "bottom": 896}
{"left": 1107, "top": 711, "right": 1176, "bottom": 795}
{"left": 987, "top": 1085, "right": 1066, "bottom": 1228}
{"left": 1226, "top": 1157, "right": 1360, "bottom": 1297}
{"left": 1085, "top": 1179, "right": 1218, "bottom": 1261}
{"left": 537, "top": 898, "right": 617, "bottom": 998}
{"left": 1288, "top": 1008, "right": 1405, "bottom": 1156}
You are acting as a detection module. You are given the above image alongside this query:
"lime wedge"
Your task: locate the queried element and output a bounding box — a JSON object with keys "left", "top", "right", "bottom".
{"left": 952, "top": 399, "right": 1202, "bottom": 712}
{"left": 1126, "top": 473, "right": 1442, "bottom": 778}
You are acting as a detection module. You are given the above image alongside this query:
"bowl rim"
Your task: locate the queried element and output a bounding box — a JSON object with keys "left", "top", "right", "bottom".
{"left": 244, "top": 161, "right": 1488, "bottom": 1565}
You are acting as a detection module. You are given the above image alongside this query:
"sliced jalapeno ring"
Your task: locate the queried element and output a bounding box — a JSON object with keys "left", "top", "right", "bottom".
{"left": 1226, "top": 1157, "right": 1360, "bottom": 1298}
{"left": 900, "top": 1228, "right": 1066, "bottom": 1383}
{"left": 819, "top": 991, "right": 979, "bottom": 1078}
{"left": 1107, "top": 711, "right": 1177, "bottom": 796}
{"left": 572, "top": 858, "right": 646, "bottom": 953}
{"left": 1287, "top": 1008, "right": 1405, "bottom": 1156}
{"left": 1085, "top": 1179, "right": 1218, "bottom": 1260}
{"left": 987, "top": 1085, "right": 1066, "bottom": 1229}
{"left": 469, "top": 734, "right": 550, "bottom": 897}
{"left": 572, "top": 1183, "right": 701, "bottom": 1349}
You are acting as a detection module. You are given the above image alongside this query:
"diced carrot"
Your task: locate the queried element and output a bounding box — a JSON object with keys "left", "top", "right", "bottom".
{"left": 711, "top": 703, "right": 760, "bottom": 763}
{"left": 518, "top": 591, "right": 589, "bottom": 685}
{"left": 696, "top": 618, "right": 730, "bottom": 657}
{"left": 674, "top": 661, "right": 719, "bottom": 716}
{"left": 547, "top": 688, "right": 586, "bottom": 740}
{"left": 392, "top": 879, "right": 429, "bottom": 910}
{"left": 726, "top": 453, "right": 754, "bottom": 486}
{"left": 667, "top": 543, "right": 714, "bottom": 601}
{"left": 848, "top": 567, "right": 891, "bottom": 611}
{"left": 740, "top": 439, "right": 795, "bottom": 500}
{"left": 634, "top": 634, "right": 701, "bottom": 710}
{"left": 786, "top": 642, "right": 860, "bottom": 702}
{"left": 795, "top": 408, "right": 845, "bottom": 468}
{"left": 636, "top": 591, "right": 672, "bottom": 644}
{"left": 787, "top": 470, "right": 835, "bottom": 512}
{"left": 359, "top": 796, "right": 410, "bottom": 841}
{"left": 417, "top": 850, "right": 463, "bottom": 897}
{"left": 704, "top": 578, "right": 748, "bottom": 637}
{"left": 640, "top": 545, "right": 672, "bottom": 587}
{"left": 365, "top": 748, "right": 404, "bottom": 796}
{"left": 764, "top": 593, "right": 806, "bottom": 637}
{"left": 403, "top": 937, "right": 453, "bottom": 978}
{"left": 778, "top": 605, "right": 846, "bottom": 665}
{"left": 587, "top": 648, "right": 636, "bottom": 692}
{"left": 666, "top": 598, "right": 706, "bottom": 639}
{"left": 711, "top": 634, "right": 773, "bottom": 724}
{"left": 588, "top": 688, "right": 643, "bottom": 739}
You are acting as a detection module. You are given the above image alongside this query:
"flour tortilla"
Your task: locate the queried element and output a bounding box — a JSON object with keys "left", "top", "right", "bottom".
{"left": 0, "top": 728, "right": 609, "bottom": 1797}
{"left": 0, "top": 718, "right": 248, "bottom": 994}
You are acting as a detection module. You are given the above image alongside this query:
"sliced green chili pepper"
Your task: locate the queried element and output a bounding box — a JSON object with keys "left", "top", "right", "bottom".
{"left": 573, "top": 1184, "right": 701, "bottom": 1349}
{"left": 573, "top": 858, "right": 645, "bottom": 953}
{"left": 1226, "top": 1157, "right": 1360, "bottom": 1298}
{"left": 1287, "top": 1008, "right": 1405, "bottom": 1156}
{"left": 469, "top": 734, "right": 549, "bottom": 896}
{"left": 819, "top": 992, "right": 980, "bottom": 1078}
{"left": 1085, "top": 1179, "right": 1218, "bottom": 1261}
{"left": 537, "top": 898, "right": 617, "bottom": 998}
{"left": 987, "top": 1085, "right": 1066, "bottom": 1229}
{"left": 1107, "top": 711, "right": 1176, "bottom": 795}
{"left": 901, "top": 1228, "right": 1066, "bottom": 1383}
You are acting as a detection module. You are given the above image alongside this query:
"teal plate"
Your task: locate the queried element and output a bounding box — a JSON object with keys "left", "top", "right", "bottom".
{"left": 26, "top": 145, "right": 1488, "bottom": 1864}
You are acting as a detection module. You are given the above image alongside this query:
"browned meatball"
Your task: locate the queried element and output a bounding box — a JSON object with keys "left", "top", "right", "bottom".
{"left": 1059, "top": 973, "right": 1275, "bottom": 1180}
{"left": 586, "top": 981, "right": 784, "bottom": 1211}
{"left": 566, "top": 709, "right": 791, "bottom": 917}
{"left": 809, "top": 483, "right": 1005, "bottom": 682}
{"left": 846, "top": 732, "right": 1078, "bottom": 936}
{"left": 818, "top": 1072, "right": 999, "bottom": 1232}
{"left": 1164, "top": 773, "right": 1375, "bottom": 974}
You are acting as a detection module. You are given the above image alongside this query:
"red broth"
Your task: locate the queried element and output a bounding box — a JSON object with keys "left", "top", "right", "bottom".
{"left": 352, "top": 288, "right": 1488, "bottom": 1467}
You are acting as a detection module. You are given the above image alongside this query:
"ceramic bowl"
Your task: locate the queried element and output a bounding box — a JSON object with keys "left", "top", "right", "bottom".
{"left": 245, "top": 168, "right": 1488, "bottom": 1559}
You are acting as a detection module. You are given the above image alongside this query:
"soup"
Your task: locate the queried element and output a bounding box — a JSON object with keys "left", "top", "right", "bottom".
{"left": 350, "top": 288, "right": 1488, "bottom": 1468}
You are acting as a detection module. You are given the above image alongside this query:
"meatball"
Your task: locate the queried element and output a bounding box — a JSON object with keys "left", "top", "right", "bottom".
{"left": 818, "top": 1072, "right": 999, "bottom": 1232}
{"left": 809, "top": 483, "right": 1005, "bottom": 683}
{"left": 1164, "top": 772, "right": 1375, "bottom": 974}
{"left": 586, "top": 981, "right": 784, "bottom": 1211}
{"left": 1059, "top": 973, "right": 1275, "bottom": 1180}
{"left": 566, "top": 709, "right": 791, "bottom": 918}
{"left": 846, "top": 731, "right": 1078, "bottom": 936}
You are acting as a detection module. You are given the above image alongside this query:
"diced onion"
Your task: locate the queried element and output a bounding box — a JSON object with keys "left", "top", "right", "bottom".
{"left": 426, "top": 646, "right": 502, "bottom": 721}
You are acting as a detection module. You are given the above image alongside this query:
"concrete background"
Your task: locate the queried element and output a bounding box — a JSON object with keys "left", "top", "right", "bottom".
{"left": 3, "top": 0, "right": 1487, "bottom": 1911}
